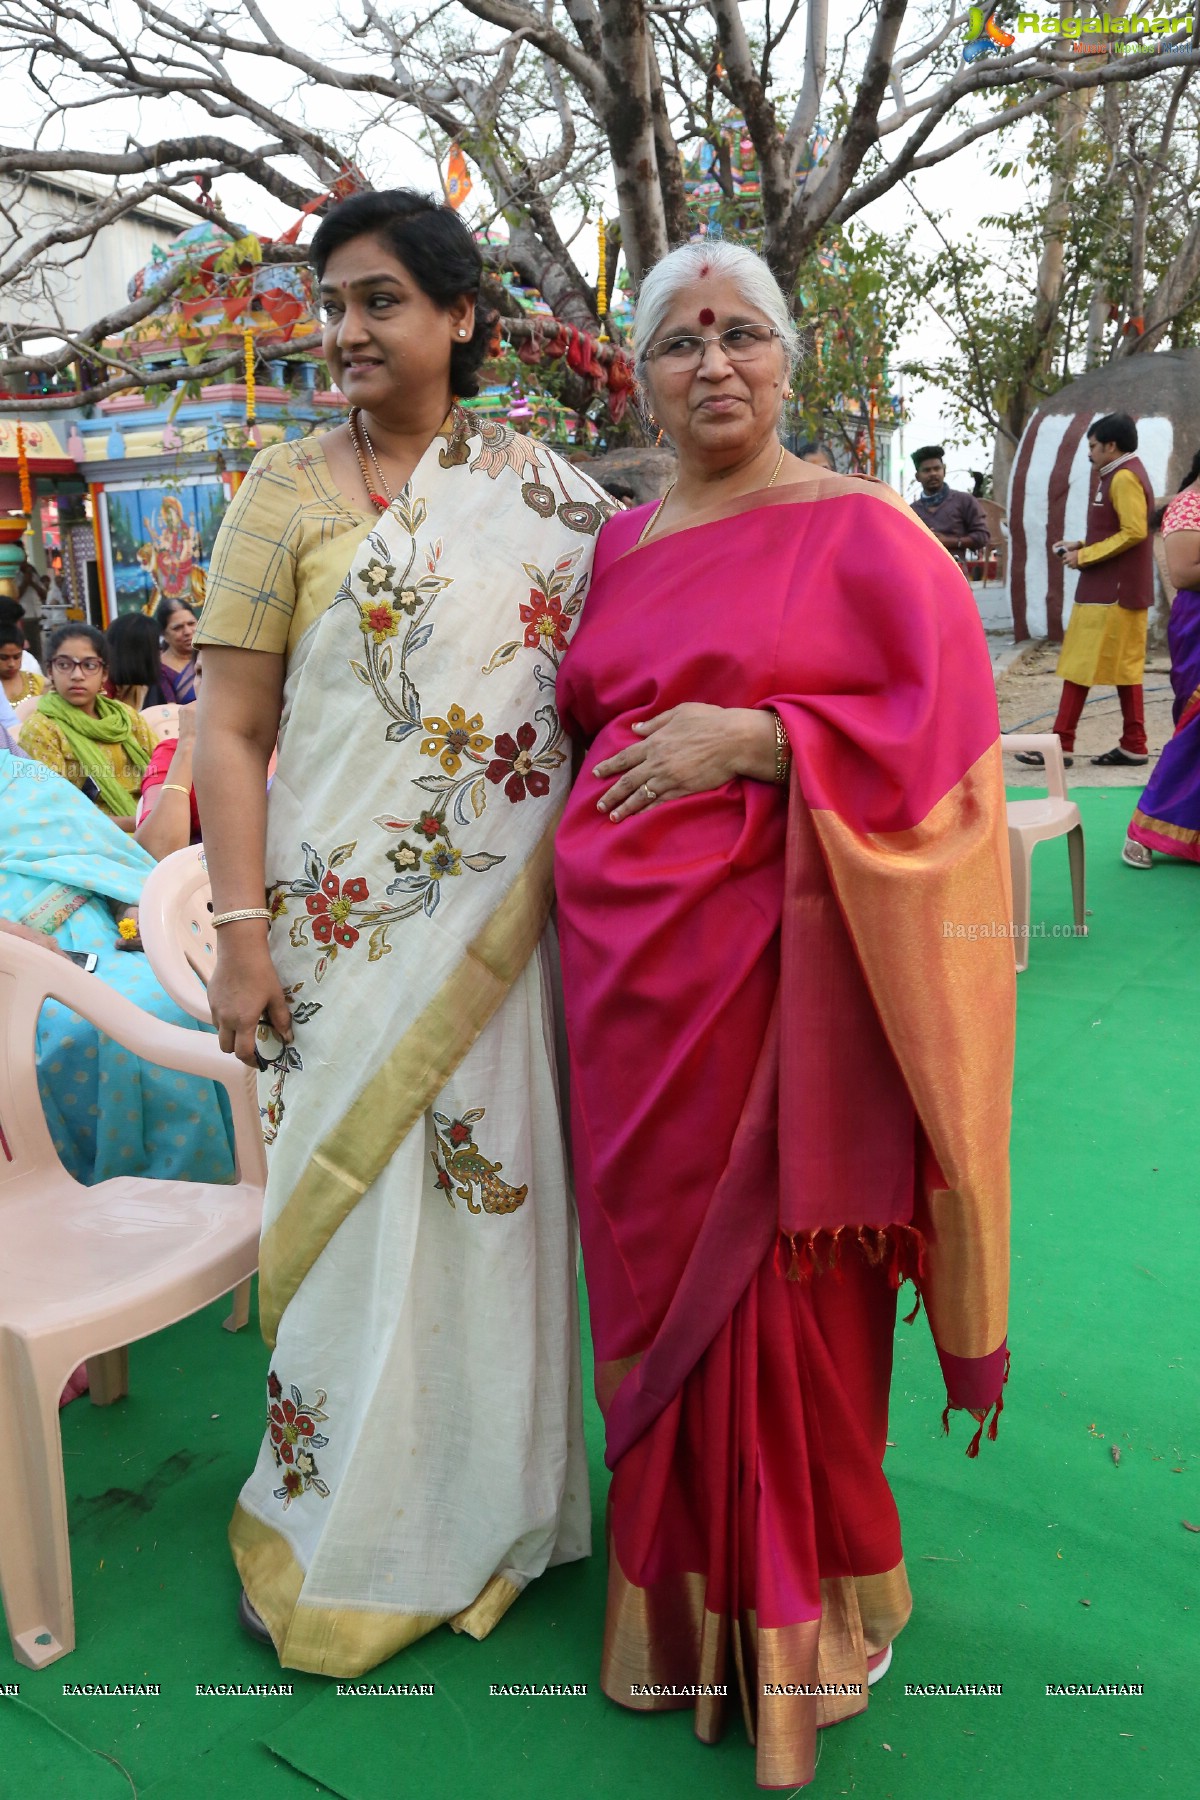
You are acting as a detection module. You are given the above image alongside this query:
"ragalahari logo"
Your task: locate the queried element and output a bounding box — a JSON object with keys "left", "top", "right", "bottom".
{"left": 963, "top": 5, "right": 1017, "bottom": 58}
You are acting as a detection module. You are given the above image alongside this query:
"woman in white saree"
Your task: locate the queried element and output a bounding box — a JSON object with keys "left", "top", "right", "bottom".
{"left": 195, "top": 190, "right": 610, "bottom": 1674}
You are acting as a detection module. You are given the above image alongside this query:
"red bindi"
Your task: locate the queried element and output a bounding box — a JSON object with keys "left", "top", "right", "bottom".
{"left": 699, "top": 262, "right": 711, "bottom": 277}
{"left": 698, "top": 307, "right": 715, "bottom": 326}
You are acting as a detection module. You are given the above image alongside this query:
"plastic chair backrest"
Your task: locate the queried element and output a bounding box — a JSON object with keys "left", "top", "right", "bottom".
{"left": 140, "top": 702, "right": 180, "bottom": 743}
{"left": 137, "top": 846, "right": 217, "bottom": 1024}
{"left": 999, "top": 732, "right": 1070, "bottom": 801}
{"left": 0, "top": 926, "right": 254, "bottom": 1194}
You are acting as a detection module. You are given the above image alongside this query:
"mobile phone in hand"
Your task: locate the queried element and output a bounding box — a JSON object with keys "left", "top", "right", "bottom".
{"left": 81, "top": 776, "right": 103, "bottom": 804}
{"left": 62, "top": 950, "right": 99, "bottom": 973}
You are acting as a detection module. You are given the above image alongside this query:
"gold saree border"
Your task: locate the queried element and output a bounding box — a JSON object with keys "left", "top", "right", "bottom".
{"left": 1130, "top": 807, "right": 1200, "bottom": 846}
{"left": 448, "top": 1572, "right": 523, "bottom": 1640}
{"left": 811, "top": 741, "right": 1014, "bottom": 1362}
{"left": 229, "top": 1503, "right": 521, "bottom": 1675}
{"left": 600, "top": 1540, "right": 912, "bottom": 1788}
{"left": 258, "top": 812, "right": 560, "bottom": 1347}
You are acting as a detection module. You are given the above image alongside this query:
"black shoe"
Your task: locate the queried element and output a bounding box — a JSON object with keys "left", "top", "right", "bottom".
{"left": 238, "top": 1588, "right": 273, "bottom": 1645}
{"left": 1090, "top": 747, "right": 1149, "bottom": 766}
{"left": 1015, "top": 750, "right": 1073, "bottom": 769}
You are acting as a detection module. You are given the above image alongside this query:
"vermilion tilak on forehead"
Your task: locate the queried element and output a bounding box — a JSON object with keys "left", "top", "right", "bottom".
{"left": 698, "top": 307, "right": 715, "bottom": 326}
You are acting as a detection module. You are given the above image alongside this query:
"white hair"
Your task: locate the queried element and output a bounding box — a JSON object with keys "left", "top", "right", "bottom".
{"left": 632, "top": 238, "right": 800, "bottom": 385}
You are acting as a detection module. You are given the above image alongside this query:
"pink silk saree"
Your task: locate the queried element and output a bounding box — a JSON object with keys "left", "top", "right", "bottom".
{"left": 554, "top": 476, "right": 1015, "bottom": 1788}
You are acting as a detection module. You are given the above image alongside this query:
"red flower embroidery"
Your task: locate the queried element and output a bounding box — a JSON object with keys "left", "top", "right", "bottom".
{"left": 415, "top": 812, "right": 444, "bottom": 840}
{"left": 520, "top": 590, "right": 570, "bottom": 654}
{"left": 486, "top": 722, "right": 551, "bottom": 803}
{"left": 266, "top": 1378, "right": 331, "bottom": 1507}
{"left": 434, "top": 1165, "right": 452, "bottom": 1193}
{"left": 448, "top": 1119, "right": 472, "bottom": 1146}
{"left": 306, "top": 870, "right": 368, "bottom": 949}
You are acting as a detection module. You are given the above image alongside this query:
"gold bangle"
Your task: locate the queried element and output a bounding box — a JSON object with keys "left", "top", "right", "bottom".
{"left": 773, "top": 710, "right": 792, "bottom": 785}
{"left": 160, "top": 783, "right": 191, "bottom": 797}
{"left": 211, "top": 907, "right": 272, "bottom": 928}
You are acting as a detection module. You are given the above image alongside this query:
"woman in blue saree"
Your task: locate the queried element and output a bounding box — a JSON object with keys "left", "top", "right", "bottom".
{"left": 0, "top": 749, "right": 235, "bottom": 1187}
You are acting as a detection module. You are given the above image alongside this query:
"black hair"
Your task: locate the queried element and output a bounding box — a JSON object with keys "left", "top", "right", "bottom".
{"left": 108, "top": 610, "right": 164, "bottom": 687}
{"left": 1088, "top": 411, "right": 1138, "bottom": 454}
{"left": 0, "top": 596, "right": 25, "bottom": 630}
{"left": 0, "top": 623, "right": 24, "bottom": 650}
{"left": 1177, "top": 446, "right": 1200, "bottom": 492}
{"left": 47, "top": 622, "right": 108, "bottom": 665}
{"left": 310, "top": 188, "right": 497, "bottom": 399}
{"left": 154, "top": 596, "right": 197, "bottom": 635}
{"left": 797, "top": 440, "right": 835, "bottom": 465}
{"left": 912, "top": 445, "right": 945, "bottom": 469}
{"left": 1152, "top": 444, "right": 1200, "bottom": 530}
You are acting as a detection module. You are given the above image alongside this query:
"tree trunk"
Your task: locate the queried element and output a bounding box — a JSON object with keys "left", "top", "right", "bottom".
{"left": 597, "top": 0, "right": 669, "bottom": 281}
{"left": 505, "top": 223, "right": 599, "bottom": 331}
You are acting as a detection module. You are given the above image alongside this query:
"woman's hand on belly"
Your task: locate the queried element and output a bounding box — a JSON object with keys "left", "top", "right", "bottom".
{"left": 593, "top": 703, "right": 777, "bottom": 821}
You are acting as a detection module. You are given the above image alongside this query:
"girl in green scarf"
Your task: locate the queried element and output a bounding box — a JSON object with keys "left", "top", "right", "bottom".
{"left": 19, "top": 623, "right": 157, "bottom": 830}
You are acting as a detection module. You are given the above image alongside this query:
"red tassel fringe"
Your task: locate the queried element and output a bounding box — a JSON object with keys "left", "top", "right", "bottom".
{"left": 775, "top": 1222, "right": 928, "bottom": 1289}
{"left": 957, "top": 1348, "right": 1012, "bottom": 1459}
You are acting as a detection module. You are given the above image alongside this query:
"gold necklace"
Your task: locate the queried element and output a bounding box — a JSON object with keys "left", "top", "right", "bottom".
{"left": 636, "top": 441, "right": 787, "bottom": 548}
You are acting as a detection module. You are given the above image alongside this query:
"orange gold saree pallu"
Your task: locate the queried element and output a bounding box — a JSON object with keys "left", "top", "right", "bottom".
{"left": 554, "top": 476, "right": 1016, "bottom": 1786}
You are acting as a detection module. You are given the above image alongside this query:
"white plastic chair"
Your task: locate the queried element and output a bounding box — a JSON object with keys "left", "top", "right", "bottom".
{"left": 140, "top": 701, "right": 180, "bottom": 743}
{"left": 138, "top": 845, "right": 218, "bottom": 1024}
{"left": 138, "top": 849, "right": 253, "bottom": 1328}
{"left": 1000, "top": 733, "right": 1086, "bottom": 973}
{"left": 0, "top": 931, "right": 265, "bottom": 1669}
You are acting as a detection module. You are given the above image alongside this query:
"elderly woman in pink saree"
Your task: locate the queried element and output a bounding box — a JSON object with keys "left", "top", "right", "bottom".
{"left": 553, "top": 241, "right": 1016, "bottom": 1789}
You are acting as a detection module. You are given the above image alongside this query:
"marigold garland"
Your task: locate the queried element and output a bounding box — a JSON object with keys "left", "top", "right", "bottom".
{"left": 16, "top": 421, "right": 33, "bottom": 518}
{"left": 596, "top": 219, "right": 609, "bottom": 344}
{"left": 243, "top": 328, "right": 256, "bottom": 426}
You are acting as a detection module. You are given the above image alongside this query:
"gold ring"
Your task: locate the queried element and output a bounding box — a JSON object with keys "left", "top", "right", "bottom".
{"left": 643, "top": 783, "right": 657, "bottom": 802}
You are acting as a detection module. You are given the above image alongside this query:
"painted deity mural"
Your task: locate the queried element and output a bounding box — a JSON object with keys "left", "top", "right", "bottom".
{"left": 105, "top": 482, "right": 224, "bottom": 614}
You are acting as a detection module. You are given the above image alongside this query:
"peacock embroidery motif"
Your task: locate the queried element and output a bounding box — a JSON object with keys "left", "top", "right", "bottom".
{"left": 429, "top": 1107, "right": 528, "bottom": 1215}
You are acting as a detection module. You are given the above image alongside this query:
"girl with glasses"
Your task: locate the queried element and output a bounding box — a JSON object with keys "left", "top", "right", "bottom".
{"left": 18, "top": 623, "right": 157, "bottom": 831}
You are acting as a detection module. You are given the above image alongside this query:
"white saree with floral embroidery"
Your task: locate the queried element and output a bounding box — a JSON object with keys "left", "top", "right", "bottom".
{"left": 227, "top": 411, "right": 611, "bottom": 1674}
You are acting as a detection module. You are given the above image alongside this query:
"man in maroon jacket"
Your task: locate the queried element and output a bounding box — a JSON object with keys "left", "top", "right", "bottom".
{"left": 1020, "top": 412, "right": 1154, "bottom": 769}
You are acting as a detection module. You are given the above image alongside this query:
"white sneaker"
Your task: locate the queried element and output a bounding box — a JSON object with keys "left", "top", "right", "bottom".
{"left": 867, "top": 1643, "right": 893, "bottom": 1687}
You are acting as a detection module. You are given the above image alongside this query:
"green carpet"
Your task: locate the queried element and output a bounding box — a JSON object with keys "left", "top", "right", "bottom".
{"left": 2, "top": 788, "right": 1197, "bottom": 1798}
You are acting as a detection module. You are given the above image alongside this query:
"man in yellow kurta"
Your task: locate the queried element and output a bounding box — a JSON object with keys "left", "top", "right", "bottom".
{"left": 1020, "top": 412, "right": 1154, "bottom": 771}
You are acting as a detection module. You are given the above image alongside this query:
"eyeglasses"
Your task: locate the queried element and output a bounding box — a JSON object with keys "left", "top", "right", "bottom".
{"left": 51, "top": 656, "right": 104, "bottom": 675}
{"left": 645, "top": 324, "right": 784, "bottom": 368}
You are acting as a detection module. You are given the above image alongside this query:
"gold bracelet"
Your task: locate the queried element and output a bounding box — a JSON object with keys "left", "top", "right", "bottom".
{"left": 773, "top": 711, "right": 792, "bottom": 786}
{"left": 161, "top": 783, "right": 191, "bottom": 797}
{"left": 211, "top": 907, "right": 272, "bottom": 928}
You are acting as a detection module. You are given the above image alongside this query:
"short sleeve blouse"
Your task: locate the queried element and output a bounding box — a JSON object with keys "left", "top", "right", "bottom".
{"left": 1162, "top": 487, "right": 1200, "bottom": 536}
{"left": 196, "top": 435, "right": 374, "bottom": 661}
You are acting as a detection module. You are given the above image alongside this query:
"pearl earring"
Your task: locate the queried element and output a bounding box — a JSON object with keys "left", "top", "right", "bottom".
{"left": 458, "top": 329, "right": 468, "bottom": 338}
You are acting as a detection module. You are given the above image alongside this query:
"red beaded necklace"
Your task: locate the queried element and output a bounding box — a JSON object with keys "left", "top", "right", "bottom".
{"left": 348, "top": 407, "right": 392, "bottom": 511}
